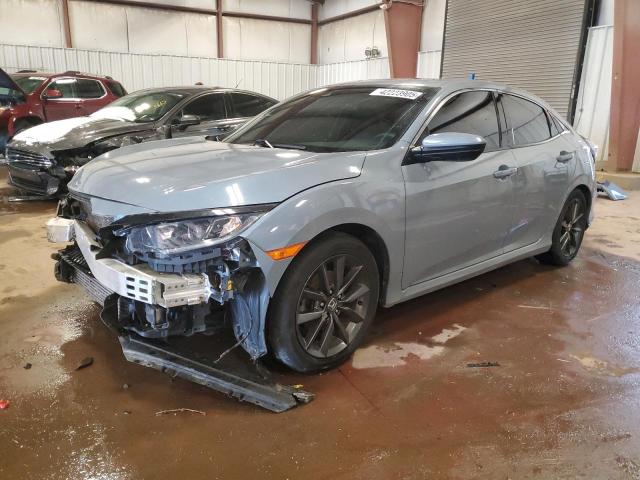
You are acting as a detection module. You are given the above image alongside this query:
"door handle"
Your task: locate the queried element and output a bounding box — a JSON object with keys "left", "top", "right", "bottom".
{"left": 493, "top": 166, "right": 517, "bottom": 179}
{"left": 557, "top": 150, "right": 574, "bottom": 163}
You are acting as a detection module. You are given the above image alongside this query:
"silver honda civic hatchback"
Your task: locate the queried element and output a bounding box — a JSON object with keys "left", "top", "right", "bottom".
{"left": 48, "top": 79, "right": 596, "bottom": 374}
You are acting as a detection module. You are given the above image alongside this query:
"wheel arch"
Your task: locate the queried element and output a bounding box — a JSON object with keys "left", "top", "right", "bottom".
{"left": 573, "top": 184, "right": 593, "bottom": 221}
{"left": 321, "top": 223, "right": 390, "bottom": 305}
{"left": 10, "top": 115, "right": 43, "bottom": 135}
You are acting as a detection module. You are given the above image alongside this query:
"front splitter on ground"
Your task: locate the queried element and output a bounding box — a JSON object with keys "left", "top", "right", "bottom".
{"left": 100, "top": 294, "right": 314, "bottom": 413}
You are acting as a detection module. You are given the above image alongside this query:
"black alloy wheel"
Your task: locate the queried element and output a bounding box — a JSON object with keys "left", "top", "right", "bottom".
{"left": 268, "top": 233, "right": 379, "bottom": 373}
{"left": 537, "top": 189, "right": 588, "bottom": 266}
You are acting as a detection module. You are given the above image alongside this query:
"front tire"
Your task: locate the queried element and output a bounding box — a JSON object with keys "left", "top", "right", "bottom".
{"left": 267, "top": 233, "right": 379, "bottom": 373}
{"left": 537, "top": 189, "right": 588, "bottom": 266}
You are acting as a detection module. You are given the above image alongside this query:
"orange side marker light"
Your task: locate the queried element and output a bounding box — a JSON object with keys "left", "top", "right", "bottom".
{"left": 266, "top": 241, "right": 307, "bottom": 261}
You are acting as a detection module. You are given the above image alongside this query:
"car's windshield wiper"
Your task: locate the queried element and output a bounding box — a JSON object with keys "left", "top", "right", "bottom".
{"left": 254, "top": 138, "right": 307, "bottom": 151}
{"left": 254, "top": 138, "right": 274, "bottom": 148}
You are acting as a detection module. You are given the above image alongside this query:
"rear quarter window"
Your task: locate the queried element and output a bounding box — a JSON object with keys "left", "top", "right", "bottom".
{"left": 107, "top": 80, "right": 127, "bottom": 98}
{"left": 76, "top": 79, "right": 105, "bottom": 99}
{"left": 502, "top": 94, "right": 552, "bottom": 146}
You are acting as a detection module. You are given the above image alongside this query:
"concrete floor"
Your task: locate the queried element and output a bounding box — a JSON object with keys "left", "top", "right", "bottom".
{"left": 1, "top": 168, "right": 640, "bottom": 479}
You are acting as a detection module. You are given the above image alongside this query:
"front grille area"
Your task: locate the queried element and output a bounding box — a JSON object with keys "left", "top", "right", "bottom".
{"left": 6, "top": 147, "right": 53, "bottom": 168}
{"left": 59, "top": 245, "right": 114, "bottom": 306}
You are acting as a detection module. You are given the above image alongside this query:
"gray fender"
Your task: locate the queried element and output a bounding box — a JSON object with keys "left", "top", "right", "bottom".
{"left": 242, "top": 176, "right": 405, "bottom": 305}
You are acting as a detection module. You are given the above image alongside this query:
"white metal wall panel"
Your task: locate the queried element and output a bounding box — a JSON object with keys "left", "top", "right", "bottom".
{"left": 0, "top": 0, "right": 65, "bottom": 47}
{"left": 416, "top": 51, "right": 441, "bottom": 79}
{"left": 420, "top": 0, "right": 446, "bottom": 53}
{"left": 223, "top": 0, "right": 311, "bottom": 20}
{"left": 316, "top": 57, "right": 390, "bottom": 87}
{"left": 69, "top": 1, "right": 130, "bottom": 53}
{"left": 124, "top": 0, "right": 215, "bottom": 8}
{"left": 441, "top": 0, "right": 587, "bottom": 118}
{"left": 318, "top": 0, "right": 380, "bottom": 20}
{"left": 222, "top": 17, "right": 310, "bottom": 63}
{"left": 574, "top": 25, "right": 613, "bottom": 164}
{"left": 0, "top": 43, "right": 388, "bottom": 100}
{"left": 317, "top": 10, "right": 386, "bottom": 64}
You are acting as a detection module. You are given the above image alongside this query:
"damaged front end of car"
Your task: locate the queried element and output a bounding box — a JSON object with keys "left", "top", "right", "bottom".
{"left": 48, "top": 195, "right": 312, "bottom": 411}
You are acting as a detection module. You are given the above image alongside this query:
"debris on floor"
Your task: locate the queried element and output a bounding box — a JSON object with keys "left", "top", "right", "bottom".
{"left": 23, "top": 362, "right": 32, "bottom": 370}
{"left": 0, "top": 400, "right": 10, "bottom": 410}
{"left": 597, "top": 180, "right": 628, "bottom": 201}
{"left": 467, "top": 361, "right": 501, "bottom": 368}
{"left": 155, "top": 408, "right": 206, "bottom": 416}
{"left": 75, "top": 356, "right": 94, "bottom": 371}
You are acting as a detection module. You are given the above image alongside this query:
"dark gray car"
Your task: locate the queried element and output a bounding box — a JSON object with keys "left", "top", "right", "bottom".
{"left": 6, "top": 86, "right": 276, "bottom": 196}
{"left": 47, "top": 79, "right": 596, "bottom": 379}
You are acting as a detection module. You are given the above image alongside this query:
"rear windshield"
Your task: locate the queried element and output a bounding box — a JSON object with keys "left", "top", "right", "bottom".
{"left": 226, "top": 86, "right": 440, "bottom": 152}
{"left": 11, "top": 76, "right": 46, "bottom": 94}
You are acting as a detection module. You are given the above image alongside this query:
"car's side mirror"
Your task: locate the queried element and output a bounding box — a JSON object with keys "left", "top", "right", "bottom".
{"left": 175, "top": 114, "right": 201, "bottom": 130}
{"left": 43, "top": 89, "right": 63, "bottom": 100}
{"left": 406, "top": 132, "right": 486, "bottom": 164}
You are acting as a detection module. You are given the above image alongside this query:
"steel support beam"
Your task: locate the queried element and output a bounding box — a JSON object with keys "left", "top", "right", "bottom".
{"left": 216, "top": 0, "right": 223, "bottom": 58}
{"left": 61, "top": 0, "right": 72, "bottom": 48}
{"left": 311, "top": 3, "right": 318, "bottom": 64}
{"left": 383, "top": 1, "right": 423, "bottom": 78}
{"left": 608, "top": 0, "right": 640, "bottom": 171}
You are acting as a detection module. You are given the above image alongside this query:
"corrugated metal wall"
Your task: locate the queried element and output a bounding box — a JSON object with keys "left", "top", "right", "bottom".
{"left": 441, "top": 0, "right": 587, "bottom": 119}
{"left": 574, "top": 25, "right": 613, "bottom": 165}
{"left": 0, "top": 43, "right": 390, "bottom": 100}
{"left": 416, "top": 51, "right": 441, "bottom": 79}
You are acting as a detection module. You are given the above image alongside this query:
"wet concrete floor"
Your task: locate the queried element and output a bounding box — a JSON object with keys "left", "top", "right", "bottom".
{"left": 1, "top": 169, "right": 640, "bottom": 479}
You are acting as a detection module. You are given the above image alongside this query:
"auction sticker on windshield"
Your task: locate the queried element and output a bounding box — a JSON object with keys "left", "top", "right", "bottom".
{"left": 370, "top": 88, "right": 423, "bottom": 100}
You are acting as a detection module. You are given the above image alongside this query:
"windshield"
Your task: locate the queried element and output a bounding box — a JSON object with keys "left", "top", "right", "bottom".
{"left": 11, "top": 76, "right": 46, "bottom": 94}
{"left": 91, "top": 91, "right": 187, "bottom": 122}
{"left": 226, "top": 85, "right": 440, "bottom": 152}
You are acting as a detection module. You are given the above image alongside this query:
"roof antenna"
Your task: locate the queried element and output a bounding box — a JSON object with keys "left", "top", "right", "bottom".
{"left": 235, "top": 78, "right": 243, "bottom": 88}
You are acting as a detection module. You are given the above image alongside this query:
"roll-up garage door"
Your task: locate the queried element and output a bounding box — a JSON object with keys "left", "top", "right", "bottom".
{"left": 441, "top": 0, "right": 588, "bottom": 119}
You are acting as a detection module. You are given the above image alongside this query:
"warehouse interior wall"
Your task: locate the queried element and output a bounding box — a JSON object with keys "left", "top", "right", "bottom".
{"left": 317, "top": 9, "right": 386, "bottom": 64}
{"left": 0, "top": 1, "right": 390, "bottom": 65}
{"left": 417, "top": 0, "right": 446, "bottom": 79}
{"left": 1, "top": 0, "right": 66, "bottom": 48}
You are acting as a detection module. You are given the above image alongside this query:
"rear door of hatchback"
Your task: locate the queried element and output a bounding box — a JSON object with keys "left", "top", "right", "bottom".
{"left": 496, "top": 93, "right": 577, "bottom": 253}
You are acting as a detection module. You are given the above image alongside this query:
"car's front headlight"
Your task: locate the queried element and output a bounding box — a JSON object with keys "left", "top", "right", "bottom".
{"left": 124, "top": 213, "right": 263, "bottom": 257}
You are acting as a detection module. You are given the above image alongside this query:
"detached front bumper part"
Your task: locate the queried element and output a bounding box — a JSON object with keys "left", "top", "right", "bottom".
{"left": 49, "top": 218, "right": 213, "bottom": 308}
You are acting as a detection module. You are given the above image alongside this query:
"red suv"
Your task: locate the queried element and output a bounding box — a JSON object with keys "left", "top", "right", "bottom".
{"left": 0, "top": 68, "right": 126, "bottom": 151}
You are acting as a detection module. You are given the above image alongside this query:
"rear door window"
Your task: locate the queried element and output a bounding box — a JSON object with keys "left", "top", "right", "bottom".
{"left": 424, "top": 90, "right": 500, "bottom": 151}
{"left": 181, "top": 93, "right": 227, "bottom": 121}
{"left": 77, "top": 79, "right": 106, "bottom": 99}
{"left": 230, "top": 93, "right": 276, "bottom": 118}
{"left": 501, "top": 94, "right": 552, "bottom": 146}
{"left": 46, "top": 78, "right": 78, "bottom": 98}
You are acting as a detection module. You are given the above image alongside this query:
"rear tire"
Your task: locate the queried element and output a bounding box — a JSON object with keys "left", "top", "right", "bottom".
{"left": 267, "top": 233, "right": 379, "bottom": 373}
{"left": 536, "top": 189, "right": 588, "bottom": 266}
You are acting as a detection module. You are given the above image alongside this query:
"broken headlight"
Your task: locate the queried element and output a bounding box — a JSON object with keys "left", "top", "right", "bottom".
{"left": 124, "top": 214, "right": 263, "bottom": 257}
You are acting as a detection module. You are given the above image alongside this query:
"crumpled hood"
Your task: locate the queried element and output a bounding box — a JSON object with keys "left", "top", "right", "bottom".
{"left": 0, "top": 68, "right": 23, "bottom": 95}
{"left": 0, "top": 68, "right": 24, "bottom": 107}
{"left": 11, "top": 116, "right": 152, "bottom": 152}
{"left": 69, "top": 137, "right": 366, "bottom": 212}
